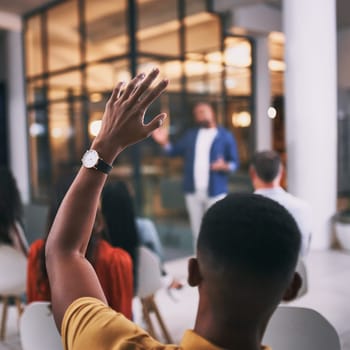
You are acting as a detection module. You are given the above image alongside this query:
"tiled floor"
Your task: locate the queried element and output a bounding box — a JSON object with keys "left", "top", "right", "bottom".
{"left": 1, "top": 249, "right": 350, "bottom": 349}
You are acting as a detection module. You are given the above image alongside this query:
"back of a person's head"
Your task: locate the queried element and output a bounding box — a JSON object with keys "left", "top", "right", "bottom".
{"left": 101, "top": 181, "right": 140, "bottom": 291}
{"left": 251, "top": 150, "right": 281, "bottom": 182}
{"left": 101, "top": 181, "right": 139, "bottom": 259}
{"left": 0, "top": 167, "right": 22, "bottom": 243}
{"left": 197, "top": 193, "right": 301, "bottom": 319}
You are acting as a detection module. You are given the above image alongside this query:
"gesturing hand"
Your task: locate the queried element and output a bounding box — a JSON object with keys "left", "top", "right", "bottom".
{"left": 92, "top": 68, "right": 168, "bottom": 164}
{"left": 210, "top": 157, "right": 229, "bottom": 172}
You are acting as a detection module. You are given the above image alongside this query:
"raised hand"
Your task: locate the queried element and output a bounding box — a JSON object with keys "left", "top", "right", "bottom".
{"left": 92, "top": 68, "right": 168, "bottom": 164}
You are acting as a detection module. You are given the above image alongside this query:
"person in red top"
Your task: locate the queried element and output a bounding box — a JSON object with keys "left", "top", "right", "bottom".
{"left": 26, "top": 175, "right": 133, "bottom": 319}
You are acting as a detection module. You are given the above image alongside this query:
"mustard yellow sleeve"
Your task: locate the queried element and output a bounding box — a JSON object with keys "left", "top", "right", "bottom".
{"left": 61, "top": 297, "right": 178, "bottom": 350}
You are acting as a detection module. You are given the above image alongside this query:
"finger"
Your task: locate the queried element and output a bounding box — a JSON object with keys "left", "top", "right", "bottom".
{"left": 139, "top": 79, "right": 169, "bottom": 109}
{"left": 107, "top": 81, "right": 125, "bottom": 105}
{"left": 144, "top": 113, "right": 167, "bottom": 136}
{"left": 128, "top": 68, "right": 160, "bottom": 104}
{"left": 119, "top": 73, "right": 146, "bottom": 102}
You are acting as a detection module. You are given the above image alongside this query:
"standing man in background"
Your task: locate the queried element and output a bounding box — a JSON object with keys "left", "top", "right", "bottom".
{"left": 152, "top": 102, "right": 239, "bottom": 245}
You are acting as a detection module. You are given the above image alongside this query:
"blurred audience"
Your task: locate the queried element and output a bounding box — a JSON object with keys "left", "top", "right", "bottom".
{"left": 26, "top": 175, "right": 133, "bottom": 319}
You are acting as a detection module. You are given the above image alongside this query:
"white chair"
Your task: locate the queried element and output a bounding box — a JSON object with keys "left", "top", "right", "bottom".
{"left": 0, "top": 245, "right": 27, "bottom": 340}
{"left": 20, "top": 301, "right": 63, "bottom": 350}
{"left": 137, "top": 246, "right": 172, "bottom": 343}
{"left": 295, "top": 258, "right": 308, "bottom": 298}
{"left": 262, "top": 306, "right": 341, "bottom": 350}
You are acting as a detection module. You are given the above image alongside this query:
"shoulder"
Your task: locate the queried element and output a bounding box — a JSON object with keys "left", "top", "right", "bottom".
{"left": 217, "top": 127, "right": 234, "bottom": 139}
{"left": 282, "top": 191, "right": 310, "bottom": 211}
{"left": 62, "top": 297, "right": 173, "bottom": 349}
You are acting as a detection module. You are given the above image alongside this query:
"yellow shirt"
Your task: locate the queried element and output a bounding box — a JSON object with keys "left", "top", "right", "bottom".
{"left": 62, "top": 297, "right": 272, "bottom": 350}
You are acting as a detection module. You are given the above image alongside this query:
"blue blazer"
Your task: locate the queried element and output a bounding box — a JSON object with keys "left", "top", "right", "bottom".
{"left": 165, "top": 127, "right": 239, "bottom": 197}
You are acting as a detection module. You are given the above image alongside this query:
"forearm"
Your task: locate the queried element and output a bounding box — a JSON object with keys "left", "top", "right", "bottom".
{"left": 46, "top": 168, "right": 106, "bottom": 257}
{"left": 45, "top": 139, "right": 121, "bottom": 257}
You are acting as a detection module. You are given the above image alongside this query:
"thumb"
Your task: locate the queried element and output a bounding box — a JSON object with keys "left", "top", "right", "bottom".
{"left": 145, "top": 113, "right": 167, "bottom": 136}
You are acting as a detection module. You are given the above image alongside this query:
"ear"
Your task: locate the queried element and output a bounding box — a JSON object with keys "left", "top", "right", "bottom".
{"left": 277, "top": 164, "right": 284, "bottom": 180}
{"left": 282, "top": 272, "right": 302, "bottom": 302}
{"left": 187, "top": 257, "right": 202, "bottom": 287}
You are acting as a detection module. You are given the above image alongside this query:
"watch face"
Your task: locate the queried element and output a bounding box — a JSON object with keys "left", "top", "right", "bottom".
{"left": 82, "top": 150, "right": 98, "bottom": 168}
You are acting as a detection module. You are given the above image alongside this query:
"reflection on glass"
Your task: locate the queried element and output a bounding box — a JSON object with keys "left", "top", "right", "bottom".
{"left": 225, "top": 66, "right": 251, "bottom": 96}
{"left": 48, "top": 102, "right": 84, "bottom": 183}
{"left": 48, "top": 71, "right": 82, "bottom": 101}
{"left": 185, "top": 59, "right": 222, "bottom": 94}
{"left": 27, "top": 80, "right": 45, "bottom": 105}
{"left": 185, "top": 13, "right": 220, "bottom": 54}
{"left": 25, "top": 16, "right": 43, "bottom": 77}
{"left": 138, "top": 0, "right": 180, "bottom": 56}
{"left": 224, "top": 39, "right": 252, "bottom": 67}
{"left": 87, "top": 60, "right": 130, "bottom": 93}
{"left": 269, "top": 33, "right": 285, "bottom": 96}
{"left": 47, "top": 1, "right": 80, "bottom": 71}
{"left": 226, "top": 99, "right": 253, "bottom": 167}
{"left": 224, "top": 37, "right": 252, "bottom": 96}
{"left": 162, "top": 60, "right": 182, "bottom": 91}
{"left": 28, "top": 109, "right": 51, "bottom": 199}
{"left": 85, "top": 0, "right": 128, "bottom": 62}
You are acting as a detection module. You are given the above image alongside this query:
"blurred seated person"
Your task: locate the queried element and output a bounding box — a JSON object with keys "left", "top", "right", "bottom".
{"left": 250, "top": 150, "right": 312, "bottom": 256}
{"left": 101, "top": 180, "right": 182, "bottom": 291}
{"left": 0, "top": 167, "right": 28, "bottom": 256}
{"left": 26, "top": 175, "right": 133, "bottom": 319}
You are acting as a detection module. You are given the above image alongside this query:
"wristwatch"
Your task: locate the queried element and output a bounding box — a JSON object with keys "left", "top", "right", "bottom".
{"left": 81, "top": 149, "right": 112, "bottom": 174}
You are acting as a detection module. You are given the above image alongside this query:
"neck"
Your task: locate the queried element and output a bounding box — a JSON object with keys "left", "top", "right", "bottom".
{"left": 193, "top": 304, "right": 265, "bottom": 350}
{"left": 254, "top": 179, "right": 280, "bottom": 191}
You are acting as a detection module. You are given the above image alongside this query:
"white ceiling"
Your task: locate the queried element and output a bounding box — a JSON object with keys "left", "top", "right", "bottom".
{"left": 0, "top": 0, "right": 348, "bottom": 28}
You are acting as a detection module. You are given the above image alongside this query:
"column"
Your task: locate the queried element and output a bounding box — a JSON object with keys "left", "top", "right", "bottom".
{"left": 283, "top": 0, "right": 337, "bottom": 249}
{"left": 6, "top": 30, "right": 30, "bottom": 203}
{"left": 255, "top": 36, "right": 272, "bottom": 151}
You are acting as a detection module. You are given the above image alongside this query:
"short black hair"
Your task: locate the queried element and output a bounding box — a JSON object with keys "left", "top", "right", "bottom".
{"left": 197, "top": 193, "right": 301, "bottom": 282}
{"left": 251, "top": 150, "right": 281, "bottom": 182}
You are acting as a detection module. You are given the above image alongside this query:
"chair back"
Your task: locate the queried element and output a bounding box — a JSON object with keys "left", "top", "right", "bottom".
{"left": 0, "top": 245, "right": 26, "bottom": 295}
{"left": 263, "top": 306, "right": 341, "bottom": 350}
{"left": 295, "top": 258, "right": 308, "bottom": 298}
{"left": 136, "top": 246, "right": 163, "bottom": 298}
{"left": 20, "top": 302, "right": 63, "bottom": 350}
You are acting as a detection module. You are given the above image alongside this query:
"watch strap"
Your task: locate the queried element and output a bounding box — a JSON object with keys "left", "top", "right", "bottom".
{"left": 95, "top": 158, "right": 112, "bottom": 174}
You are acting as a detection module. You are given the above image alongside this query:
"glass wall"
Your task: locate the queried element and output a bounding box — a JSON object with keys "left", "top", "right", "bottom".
{"left": 24, "top": 0, "right": 255, "bottom": 221}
